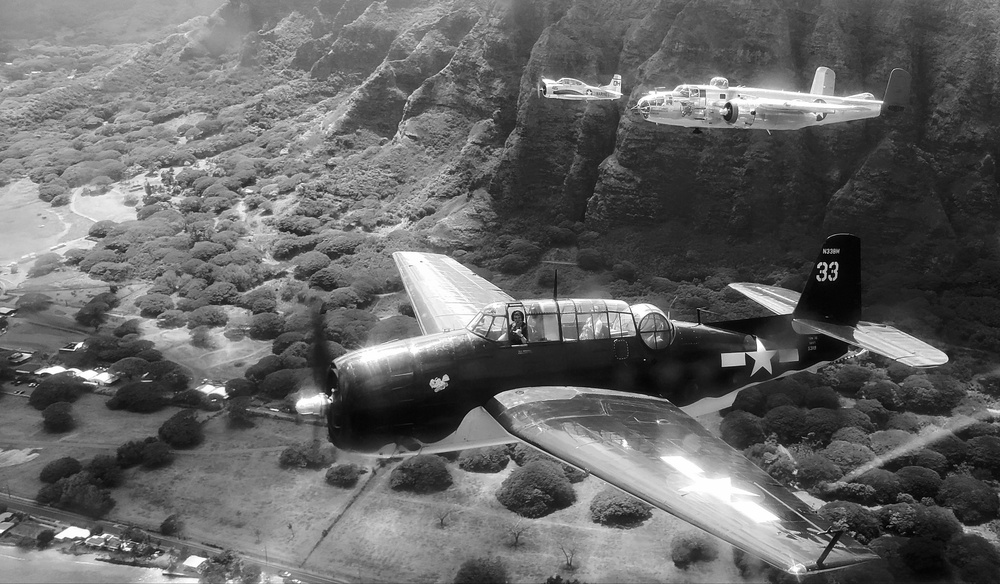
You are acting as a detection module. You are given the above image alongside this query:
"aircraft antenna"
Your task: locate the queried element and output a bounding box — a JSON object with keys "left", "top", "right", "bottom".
{"left": 553, "top": 269, "right": 558, "bottom": 301}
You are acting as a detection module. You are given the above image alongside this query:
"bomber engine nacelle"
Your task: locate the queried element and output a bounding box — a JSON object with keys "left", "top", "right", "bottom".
{"left": 721, "top": 101, "right": 755, "bottom": 126}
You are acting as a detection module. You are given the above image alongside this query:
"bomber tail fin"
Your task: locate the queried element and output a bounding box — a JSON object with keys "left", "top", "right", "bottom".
{"left": 810, "top": 66, "right": 835, "bottom": 96}
{"left": 604, "top": 74, "right": 622, "bottom": 94}
{"left": 881, "top": 68, "right": 910, "bottom": 114}
{"left": 792, "top": 233, "right": 862, "bottom": 326}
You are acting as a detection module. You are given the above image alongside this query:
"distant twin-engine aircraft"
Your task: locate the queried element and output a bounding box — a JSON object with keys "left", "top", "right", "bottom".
{"left": 633, "top": 67, "right": 911, "bottom": 131}
{"left": 538, "top": 74, "right": 622, "bottom": 100}
{"left": 296, "top": 234, "right": 947, "bottom": 575}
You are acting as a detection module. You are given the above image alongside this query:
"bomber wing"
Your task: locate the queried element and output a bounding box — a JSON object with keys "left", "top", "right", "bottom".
{"left": 750, "top": 97, "right": 872, "bottom": 115}
{"left": 486, "top": 386, "right": 880, "bottom": 574}
{"left": 393, "top": 251, "right": 513, "bottom": 335}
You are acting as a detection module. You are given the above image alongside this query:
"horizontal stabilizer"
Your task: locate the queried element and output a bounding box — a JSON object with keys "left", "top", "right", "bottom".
{"left": 792, "top": 319, "right": 948, "bottom": 368}
{"left": 729, "top": 283, "right": 800, "bottom": 315}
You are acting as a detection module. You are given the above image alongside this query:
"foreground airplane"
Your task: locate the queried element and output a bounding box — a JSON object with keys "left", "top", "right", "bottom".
{"left": 633, "top": 66, "right": 910, "bottom": 131}
{"left": 296, "top": 234, "right": 946, "bottom": 574}
{"left": 537, "top": 74, "right": 622, "bottom": 100}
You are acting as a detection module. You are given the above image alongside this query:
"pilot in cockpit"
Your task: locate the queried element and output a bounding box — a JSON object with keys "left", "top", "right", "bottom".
{"left": 509, "top": 310, "right": 528, "bottom": 345}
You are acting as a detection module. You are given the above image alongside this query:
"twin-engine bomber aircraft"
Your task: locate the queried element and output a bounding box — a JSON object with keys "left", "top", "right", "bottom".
{"left": 537, "top": 74, "right": 622, "bottom": 100}
{"left": 296, "top": 234, "right": 947, "bottom": 575}
{"left": 633, "top": 66, "right": 911, "bottom": 131}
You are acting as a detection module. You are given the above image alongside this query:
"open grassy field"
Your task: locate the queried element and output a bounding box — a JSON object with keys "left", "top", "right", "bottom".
{"left": 0, "top": 389, "right": 747, "bottom": 583}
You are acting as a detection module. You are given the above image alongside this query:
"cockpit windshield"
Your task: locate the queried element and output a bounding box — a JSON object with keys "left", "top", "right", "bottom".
{"left": 556, "top": 78, "right": 584, "bottom": 85}
{"left": 674, "top": 85, "right": 689, "bottom": 97}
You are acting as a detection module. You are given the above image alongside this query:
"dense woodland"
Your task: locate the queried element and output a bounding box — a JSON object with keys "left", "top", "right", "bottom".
{"left": 2, "top": 1, "right": 1000, "bottom": 583}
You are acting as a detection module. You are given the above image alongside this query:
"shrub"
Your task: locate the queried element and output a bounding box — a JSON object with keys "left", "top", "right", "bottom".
{"left": 325, "top": 464, "right": 367, "bottom": 488}
{"left": 859, "top": 379, "right": 902, "bottom": 411}
{"left": 719, "top": 410, "right": 764, "bottom": 449}
{"left": 830, "top": 426, "right": 871, "bottom": 447}
{"left": 763, "top": 405, "right": 809, "bottom": 444}
{"left": 794, "top": 452, "right": 843, "bottom": 488}
{"left": 818, "top": 500, "right": 881, "bottom": 544}
{"left": 293, "top": 251, "right": 331, "bottom": 280}
{"left": 946, "top": 534, "right": 1000, "bottom": 584}
{"left": 670, "top": 531, "right": 719, "bottom": 569}
{"left": 888, "top": 448, "right": 948, "bottom": 475}
{"left": 898, "top": 536, "right": 948, "bottom": 577}
{"left": 852, "top": 399, "right": 890, "bottom": 427}
{"left": 117, "top": 437, "right": 157, "bottom": 468}
{"left": 589, "top": 487, "right": 652, "bottom": 528}
{"left": 936, "top": 475, "right": 999, "bottom": 524}
{"left": 509, "top": 444, "right": 586, "bottom": 483}
{"left": 966, "top": 435, "right": 1000, "bottom": 478}
{"left": 453, "top": 557, "right": 507, "bottom": 584}
{"left": 186, "top": 305, "right": 228, "bottom": 329}
{"left": 925, "top": 432, "right": 967, "bottom": 468}
{"left": 895, "top": 466, "right": 942, "bottom": 500}
{"left": 577, "top": 248, "right": 604, "bottom": 271}
{"left": 259, "top": 368, "right": 307, "bottom": 400}
{"left": 390, "top": 455, "right": 452, "bottom": 493}
{"left": 40, "top": 457, "right": 82, "bottom": 484}
{"left": 898, "top": 375, "right": 942, "bottom": 414}
{"left": 158, "top": 410, "right": 204, "bottom": 449}
{"left": 803, "top": 407, "right": 846, "bottom": 446}
{"left": 821, "top": 440, "right": 876, "bottom": 474}
{"left": 249, "top": 312, "right": 285, "bottom": 341}
{"left": 869, "top": 429, "right": 912, "bottom": 455}
{"left": 830, "top": 364, "right": 872, "bottom": 395}
{"left": 851, "top": 469, "right": 902, "bottom": 505}
{"left": 730, "top": 386, "right": 766, "bottom": 416}
{"left": 42, "top": 402, "right": 75, "bottom": 432}
{"left": 496, "top": 460, "right": 575, "bottom": 517}
{"left": 885, "top": 412, "right": 923, "bottom": 432}
{"left": 458, "top": 446, "right": 510, "bottom": 473}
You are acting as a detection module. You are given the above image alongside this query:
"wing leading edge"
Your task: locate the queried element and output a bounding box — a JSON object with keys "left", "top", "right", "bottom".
{"left": 393, "top": 252, "right": 514, "bottom": 335}
{"left": 486, "top": 386, "right": 880, "bottom": 574}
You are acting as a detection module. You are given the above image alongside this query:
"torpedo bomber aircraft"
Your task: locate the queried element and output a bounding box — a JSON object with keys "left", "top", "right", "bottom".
{"left": 296, "top": 234, "right": 947, "bottom": 575}
{"left": 633, "top": 66, "right": 911, "bottom": 131}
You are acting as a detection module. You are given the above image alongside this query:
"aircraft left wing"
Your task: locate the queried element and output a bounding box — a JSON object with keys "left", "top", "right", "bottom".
{"left": 486, "top": 386, "right": 880, "bottom": 574}
{"left": 728, "top": 283, "right": 800, "bottom": 315}
{"left": 750, "top": 97, "right": 873, "bottom": 115}
{"left": 393, "top": 252, "right": 514, "bottom": 335}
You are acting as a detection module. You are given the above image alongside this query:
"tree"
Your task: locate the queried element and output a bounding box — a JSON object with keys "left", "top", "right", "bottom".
{"left": 160, "top": 514, "right": 183, "bottom": 536}
{"left": 248, "top": 312, "right": 285, "bottom": 340}
{"left": 186, "top": 305, "right": 228, "bottom": 329}
{"left": 453, "top": 557, "right": 508, "bottom": 584}
{"left": 117, "top": 437, "right": 158, "bottom": 468}
{"left": 40, "top": 457, "right": 82, "bottom": 484}
{"left": 42, "top": 401, "right": 75, "bottom": 432}
{"left": 158, "top": 410, "right": 204, "bottom": 448}
{"left": 946, "top": 534, "right": 1000, "bottom": 584}
{"left": 670, "top": 531, "right": 720, "bottom": 569}
{"left": 15, "top": 292, "right": 53, "bottom": 312}
{"left": 141, "top": 440, "right": 174, "bottom": 468}
{"left": 85, "top": 454, "right": 123, "bottom": 488}
{"left": 496, "top": 460, "right": 575, "bottom": 517}
{"left": 589, "top": 487, "right": 653, "bottom": 528}
{"left": 36, "top": 529, "right": 56, "bottom": 548}
{"left": 507, "top": 518, "right": 529, "bottom": 548}
{"left": 458, "top": 446, "right": 510, "bottom": 473}
{"left": 720, "top": 410, "right": 765, "bottom": 449}
{"left": 106, "top": 382, "right": 168, "bottom": 413}
{"left": 29, "top": 374, "right": 87, "bottom": 410}
{"left": 227, "top": 396, "right": 254, "bottom": 428}
{"left": 134, "top": 293, "right": 174, "bottom": 317}
{"left": 325, "top": 463, "right": 366, "bottom": 488}
{"left": 389, "top": 455, "right": 452, "bottom": 493}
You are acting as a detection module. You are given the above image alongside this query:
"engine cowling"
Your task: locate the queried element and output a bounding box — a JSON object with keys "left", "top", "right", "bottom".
{"left": 722, "top": 101, "right": 755, "bottom": 126}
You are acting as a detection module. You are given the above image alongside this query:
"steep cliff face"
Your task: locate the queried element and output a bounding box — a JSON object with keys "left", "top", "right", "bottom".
{"left": 192, "top": 0, "right": 997, "bottom": 249}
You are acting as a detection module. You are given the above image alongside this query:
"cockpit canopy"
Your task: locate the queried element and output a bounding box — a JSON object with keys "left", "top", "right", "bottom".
{"left": 467, "top": 299, "right": 638, "bottom": 343}
{"left": 709, "top": 76, "right": 729, "bottom": 89}
{"left": 555, "top": 78, "right": 584, "bottom": 86}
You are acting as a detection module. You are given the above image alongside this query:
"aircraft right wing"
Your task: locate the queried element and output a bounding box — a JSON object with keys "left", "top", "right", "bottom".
{"left": 486, "top": 386, "right": 880, "bottom": 574}
{"left": 393, "top": 252, "right": 514, "bottom": 335}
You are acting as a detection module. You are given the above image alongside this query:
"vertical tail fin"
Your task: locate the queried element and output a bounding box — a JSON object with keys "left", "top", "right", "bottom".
{"left": 792, "top": 233, "right": 862, "bottom": 325}
{"left": 881, "top": 68, "right": 910, "bottom": 113}
{"left": 605, "top": 74, "right": 622, "bottom": 93}
{"left": 810, "top": 66, "right": 835, "bottom": 96}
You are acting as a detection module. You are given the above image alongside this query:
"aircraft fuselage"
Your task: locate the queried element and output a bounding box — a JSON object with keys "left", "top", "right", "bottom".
{"left": 635, "top": 84, "right": 881, "bottom": 131}
{"left": 326, "top": 299, "right": 849, "bottom": 449}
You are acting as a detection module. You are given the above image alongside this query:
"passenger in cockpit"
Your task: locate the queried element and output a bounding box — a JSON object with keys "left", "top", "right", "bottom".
{"left": 509, "top": 311, "right": 528, "bottom": 345}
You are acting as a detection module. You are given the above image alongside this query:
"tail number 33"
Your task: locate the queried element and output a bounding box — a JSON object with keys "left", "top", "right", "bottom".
{"left": 816, "top": 261, "right": 839, "bottom": 282}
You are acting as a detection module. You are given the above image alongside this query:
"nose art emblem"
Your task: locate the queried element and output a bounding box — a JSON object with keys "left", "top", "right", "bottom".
{"left": 429, "top": 374, "right": 450, "bottom": 392}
